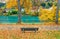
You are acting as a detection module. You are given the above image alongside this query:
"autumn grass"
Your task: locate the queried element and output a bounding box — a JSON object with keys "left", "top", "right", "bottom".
{"left": 0, "top": 30, "right": 60, "bottom": 39}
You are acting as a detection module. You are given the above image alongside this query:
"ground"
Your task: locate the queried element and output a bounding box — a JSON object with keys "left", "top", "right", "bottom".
{"left": 0, "top": 23, "right": 60, "bottom": 39}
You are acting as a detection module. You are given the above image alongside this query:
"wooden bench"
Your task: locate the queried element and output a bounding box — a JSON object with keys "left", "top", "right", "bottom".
{"left": 21, "top": 28, "right": 38, "bottom": 33}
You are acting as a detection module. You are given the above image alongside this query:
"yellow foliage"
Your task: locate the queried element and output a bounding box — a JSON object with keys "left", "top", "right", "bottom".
{"left": 39, "top": 5, "right": 60, "bottom": 21}
{"left": 58, "top": 18, "right": 60, "bottom": 21}
{"left": 39, "top": 6, "right": 57, "bottom": 21}
{"left": 25, "top": 8, "right": 31, "bottom": 14}
{"left": 6, "top": 0, "right": 60, "bottom": 21}
{"left": 6, "top": 0, "right": 32, "bottom": 14}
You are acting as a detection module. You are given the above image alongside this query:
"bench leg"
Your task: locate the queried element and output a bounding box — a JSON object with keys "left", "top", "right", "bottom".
{"left": 35, "top": 29, "right": 37, "bottom": 32}
{"left": 22, "top": 29, "right": 25, "bottom": 33}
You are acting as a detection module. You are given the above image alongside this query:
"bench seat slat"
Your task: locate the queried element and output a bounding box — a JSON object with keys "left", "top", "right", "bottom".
{"left": 21, "top": 28, "right": 38, "bottom": 32}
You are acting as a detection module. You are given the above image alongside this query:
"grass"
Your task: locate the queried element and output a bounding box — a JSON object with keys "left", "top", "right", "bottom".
{"left": 0, "top": 30, "right": 60, "bottom": 39}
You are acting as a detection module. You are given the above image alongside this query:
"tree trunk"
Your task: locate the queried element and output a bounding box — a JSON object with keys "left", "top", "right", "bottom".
{"left": 56, "top": 0, "right": 60, "bottom": 24}
{"left": 17, "top": 0, "right": 22, "bottom": 23}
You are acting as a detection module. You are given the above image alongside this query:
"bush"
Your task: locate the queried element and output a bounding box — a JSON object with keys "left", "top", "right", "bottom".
{"left": 30, "top": 11, "right": 39, "bottom": 16}
{"left": 34, "top": 12, "right": 39, "bottom": 16}
{"left": 41, "top": 2, "right": 53, "bottom": 8}
{"left": 7, "top": 11, "right": 11, "bottom": 16}
{"left": 11, "top": 10, "right": 18, "bottom": 14}
{"left": 22, "top": 11, "right": 26, "bottom": 15}
{"left": 53, "top": 2, "right": 57, "bottom": 6}
{"left": 47, "top": 1, "right": 53, "bottom": 7}
{"left": 45, "top": 4, "right": 50, "bottom": 9}
{"left": 7, "top": 10, "right": 18, "bottom": 16}
{"left": 41, "top": 2, "right": 46, "bottom": 8}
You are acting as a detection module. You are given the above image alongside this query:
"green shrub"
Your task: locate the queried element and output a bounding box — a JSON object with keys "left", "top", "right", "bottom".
{"left": 11, "top": 10, "right": 18, "bottom": 14}
{"left": 34, "top": 12, "right": 39, "bottom": 16}
{"left": 41, "top": 2, "right": 46, "bottom": 8}
{"left": 53, "top": 2, "right": 57, "bottom": 6}
{"left": 30, "top": 12, "right": 39, "bottom": 16}
{"left": 41, "top": 2, "right": 52, "bottom": 8}
{"left": 22, "top": 11, "right": 26, "bottom": 15}
{"left": 7, "top": 11, "right": 11, "bottom": 16}
{"left": 45, "top": 2, "right": 50, "bottom": 8}
{"left": 7, "top": 10, "right": 18, "bottom": 16}
{"left": 47, "top": 1, "right": 53, "bottom": 7}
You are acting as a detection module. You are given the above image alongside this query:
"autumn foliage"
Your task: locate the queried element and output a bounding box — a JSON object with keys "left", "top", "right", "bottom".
{"left": 6, "top": 0, "right": 60, "bottom": 21}
{"left": 6, "top": 0, "right": 32, "bottom": 14}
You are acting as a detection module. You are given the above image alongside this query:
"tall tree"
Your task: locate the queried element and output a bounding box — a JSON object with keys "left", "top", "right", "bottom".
{"left": 56, "top": 0, "right": 60, "bottom": 24}
{"left": 17, "top": 0, "right": 21, "bottom": 23}
{"left": 6, "top": 0, "right": 32, "bottom": 23}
